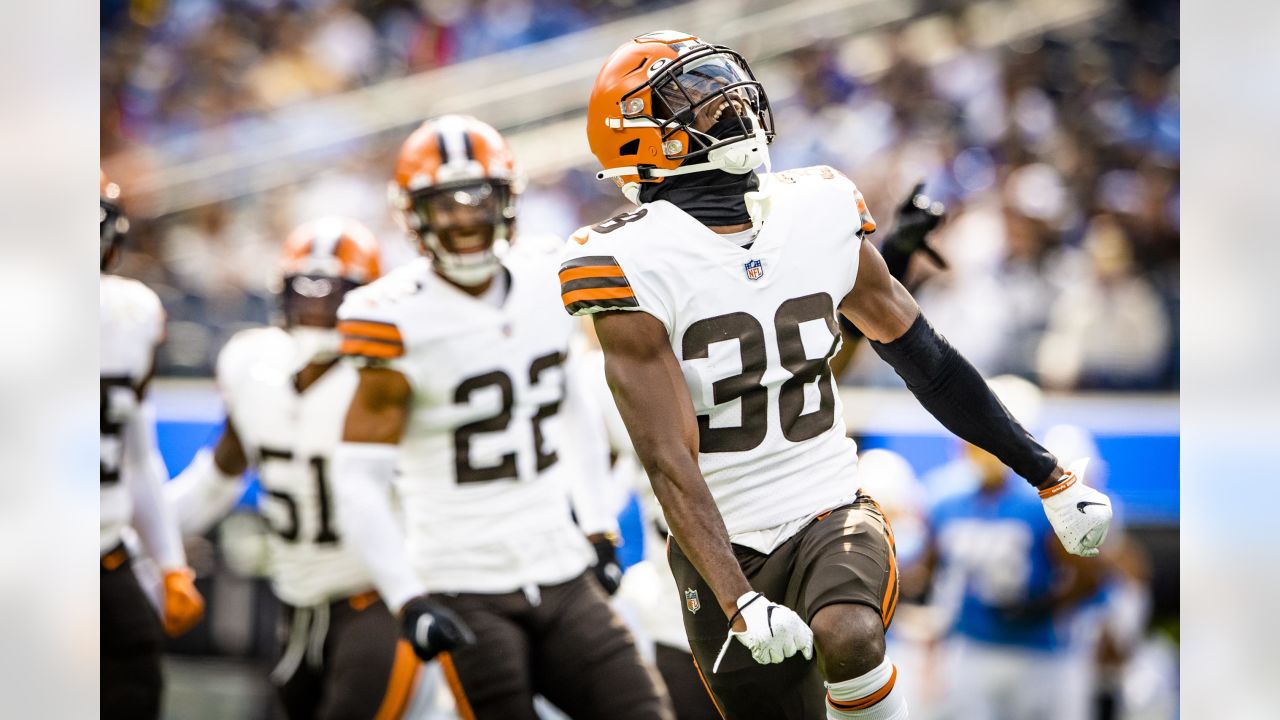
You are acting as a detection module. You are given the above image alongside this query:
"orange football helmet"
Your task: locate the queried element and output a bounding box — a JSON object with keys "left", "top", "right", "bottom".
{"left": 390, "top": 115, "right": 520, "bottom": 286}
{"left": 100, "top": 169, "right": 129, "bottom": 270}
{"left": 278, "top": 217, "right": 381, "bottom": 329}
{"left": 587, "top": 31, "right": 774, "bottom": 203}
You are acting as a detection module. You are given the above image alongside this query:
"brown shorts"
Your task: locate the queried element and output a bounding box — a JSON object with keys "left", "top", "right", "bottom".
{"left": 667, "top": 494, "right": 898, "bottom": 720}
{"left": 101, "top": 544, "right": 164, "bottom": 720}
{"left": 274, "top": 591, "right": 420, "bottom": 720}
{"left": 431, "top": 570, "right": 673, "bottom": 720}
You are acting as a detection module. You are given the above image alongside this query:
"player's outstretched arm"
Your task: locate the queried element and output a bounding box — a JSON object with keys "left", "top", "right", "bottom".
{"left": 166, "top": 418, "right": 249, "bottom": 536}
{"left": 840, "top": 240, "right": 1112, "bottom": 557}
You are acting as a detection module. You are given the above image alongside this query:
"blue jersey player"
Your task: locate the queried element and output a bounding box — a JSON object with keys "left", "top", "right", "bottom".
{"left": 927, "top": 442, "right": 1106, "bottom": 720}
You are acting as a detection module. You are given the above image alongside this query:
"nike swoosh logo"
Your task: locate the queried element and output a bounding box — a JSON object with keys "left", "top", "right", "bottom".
{"left": 1077, "top": 501, "right": 1106, "bottom": 513}
{"left": 766, "top": 606, "right": 776, "bottom": 637}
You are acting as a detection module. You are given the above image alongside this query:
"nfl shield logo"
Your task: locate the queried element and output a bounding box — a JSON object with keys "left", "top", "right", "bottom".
{"left": 685, "top": 588, "right": 701, "bottom": 614}
{"left": 744, "top": 259, "right": 764, "bottom": 280}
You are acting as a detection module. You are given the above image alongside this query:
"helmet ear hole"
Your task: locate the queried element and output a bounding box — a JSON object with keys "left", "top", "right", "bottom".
{"left": 619, "top": 139, "right": 640, "bottom": 156}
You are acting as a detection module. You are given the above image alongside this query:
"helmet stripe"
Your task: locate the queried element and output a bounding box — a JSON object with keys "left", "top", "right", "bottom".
{"left": 434, "top": 129, "right": 451, "bottom": 165}
{"left": 461, "top": 129, "right": 475, "bottom": 161}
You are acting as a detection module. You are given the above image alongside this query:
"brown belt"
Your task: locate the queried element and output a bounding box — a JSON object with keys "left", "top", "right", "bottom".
{"left": 101, "top": 543, "right": 129, "bottom": 571}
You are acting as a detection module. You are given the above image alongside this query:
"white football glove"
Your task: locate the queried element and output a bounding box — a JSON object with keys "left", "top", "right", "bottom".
{"left": 1040, "top": 458, "right": 1112, "bottom": 557}
{"left": 712, "top": 592, "right": 814, "bottom": 673}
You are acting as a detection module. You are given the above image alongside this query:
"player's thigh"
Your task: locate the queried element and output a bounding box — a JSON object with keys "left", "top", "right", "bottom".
{"left": 794, "top": 496, "right": 899, "bottom": 632}
{"left": 101, "top": 562, "right": 164, "bottom": 720}
{"left": 532, "top": 572, "right": 673, "bottom": 720}
{"left": 654, "top": 643, "right": 722, "bottom": 720}
{"left": 318, "top": 598, "right": 419, "bottom": 720}
{"left": 667, "top": 540, "right": 821, "bottom": 720}
{"left": 433, "top": 593, "right": 539, "bottom": 720}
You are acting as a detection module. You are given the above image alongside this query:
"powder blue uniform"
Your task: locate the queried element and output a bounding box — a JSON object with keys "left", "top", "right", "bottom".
{"left": 930, "top": 476, "right": 1065, "bottom": 650}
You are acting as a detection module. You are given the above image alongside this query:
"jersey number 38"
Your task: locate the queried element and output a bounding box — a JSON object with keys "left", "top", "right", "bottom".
{"left": 684, "top": 293, "right": 840, "bottom": 453}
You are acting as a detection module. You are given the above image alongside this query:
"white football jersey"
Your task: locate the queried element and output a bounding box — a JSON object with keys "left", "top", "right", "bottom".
{"left": 337, "top": 247, "right": 594, "bottom": 594}
{"left": 559, "top": 166, "right": 877, "bottom": 540}
{"left": 217, "top": 327, "right": 375, "bottom": 607}
{"left": 101, "top": 275, "right": 166, "bottom": 552}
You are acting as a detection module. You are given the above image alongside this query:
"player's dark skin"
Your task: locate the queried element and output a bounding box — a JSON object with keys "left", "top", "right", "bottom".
{"left": 594, "top": 237, "right": 1067, "bottom": 682}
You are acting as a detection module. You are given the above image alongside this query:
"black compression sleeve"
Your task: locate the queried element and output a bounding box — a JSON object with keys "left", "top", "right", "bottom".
{"left": 869, "top": 314, "right": 1057, "bottom": 485}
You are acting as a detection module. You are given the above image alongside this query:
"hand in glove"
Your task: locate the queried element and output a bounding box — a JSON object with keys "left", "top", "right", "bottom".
{"left": 161, "top": 568, "right": 205, "bottom": 637}
{"left": 1040, "top": 459, "right": 1113, "bottom": 557}
{"left": 589, "top": 533, "right": 624, "bottom": 596}
{"left": 881, "top": 182, "right": 947, "bottom": 279}
{"left": 399, "top": 595, "right": 477, "bottom": 662}
{"left": 713, "top": 592, "right": 814, "bottom": 673}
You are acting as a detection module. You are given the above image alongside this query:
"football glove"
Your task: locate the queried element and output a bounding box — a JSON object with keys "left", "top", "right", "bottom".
{"left": 1040, "top": 458, "right": 1113, "bottom": 557}
{"left": 589, "top": 533, "right": 624, "bottom": 596}
{"left": 712, "top": 592, "right": 814, "bottom": 673}
{"left": 881, "top": 181, "right": 947, "bottom": 279}
{"left": 399, "top": 595, "right": 477, "bottom": 662}
{"left": 161, "top": 568, "right": 205, "bottom": 637}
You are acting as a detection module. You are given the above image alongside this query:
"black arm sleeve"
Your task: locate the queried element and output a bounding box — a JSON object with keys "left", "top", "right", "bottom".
{"left": 869, "top": 313, "right": 1057, "bottom": 485}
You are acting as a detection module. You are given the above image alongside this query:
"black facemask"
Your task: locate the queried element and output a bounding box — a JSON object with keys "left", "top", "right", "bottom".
{"left": 638, "top": 114, "right": 760, "bottom": 227}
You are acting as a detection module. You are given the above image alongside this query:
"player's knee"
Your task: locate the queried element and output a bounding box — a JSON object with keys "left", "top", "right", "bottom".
{"left": 811, "top": 603, "right": 886, "bottom": 682}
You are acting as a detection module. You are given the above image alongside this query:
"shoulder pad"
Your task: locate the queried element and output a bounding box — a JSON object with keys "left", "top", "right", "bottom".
{"left": 103, "top": 275, "right": 166, "bottom": 344}
{"left": 336, "top": 268, "right": 423, "bottom": 360}
{"left": 772, "top": 166, "right": 876, "bottom": 236}
{"left": 216, "top": 327, "right": 289, "bottom": 392}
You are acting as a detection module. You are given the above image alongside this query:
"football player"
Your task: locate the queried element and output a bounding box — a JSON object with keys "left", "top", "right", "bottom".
{"left": 332, "top": 115, "right": 672, "bottom": 720}
{"left": 100, "top": 170, "right": 205, "bottom": 720}
{"left": 599, "top": 183, "right": 947, "bottom": 720}
{"left": 164, "top": 218, "right": 440, "bottom": 719}
{"left": 927, "top": 412, "right": 1108, "bottom": 720}
{"left": 562, "top": 32, "right": 1113, "bottom": 720}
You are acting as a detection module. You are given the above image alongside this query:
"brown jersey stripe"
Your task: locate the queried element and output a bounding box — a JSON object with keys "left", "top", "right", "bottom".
{"left": 826, "top": 664, "right": 897, "bottom": 711}
{"left": 560, "top": 255, "right": 621, "bottom": 271}
{"left": 565, "top": 296, "right": 639, "bottom": 315}
{"left": 560, "top": 276, "right": 632, "bottom": 294}
{"left": 341, "top": 338, "right": 405, "bottom": 359}
{"left": 558, "top": 265, "right": 628, "bottom": 283}
{"left": 561, "top": 286, "right": 636, "bottom": 305}
{"left": 338, "top": 319, "right": 403, "bottom": 343}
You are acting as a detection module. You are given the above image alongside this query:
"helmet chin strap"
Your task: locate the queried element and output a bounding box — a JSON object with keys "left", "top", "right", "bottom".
{"left": 744, "top": 154, "right": 775, "bottom": 229}
{"left": 599, "top": 127, "right": 772, "bottom": 202}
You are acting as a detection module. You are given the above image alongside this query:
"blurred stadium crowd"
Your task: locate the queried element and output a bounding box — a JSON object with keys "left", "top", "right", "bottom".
{"left": 102, "top": 0, "right": 1178, "bottom": 392}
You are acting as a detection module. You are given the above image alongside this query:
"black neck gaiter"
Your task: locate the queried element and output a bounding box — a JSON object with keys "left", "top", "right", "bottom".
{"left": 638, "top": 168, "right": 759, "bottom": 226}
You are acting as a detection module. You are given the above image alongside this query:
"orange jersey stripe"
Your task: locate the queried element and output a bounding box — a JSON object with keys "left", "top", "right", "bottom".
{"left": 341, "top": 338, "right": 404, "bottom": 359}
{"left": 439, "top": 652, "right": 476, "bottom": 720}
{"left": 338, "top": 320, "right": 403, "bottom": 343}
{"left": 558, "top": 265, "right": 628, "bottom": 283}
{"left": 881, "top": 548, "right": 898, "bottom": 626}
{"left": 373, "top": 641, "right": 421, "bottom": 720}
{"left": 561, "top": 286, "right": 636, "bottom": 305}
{"left": 828, "top": 665, "right": 897, "bottom": 711}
